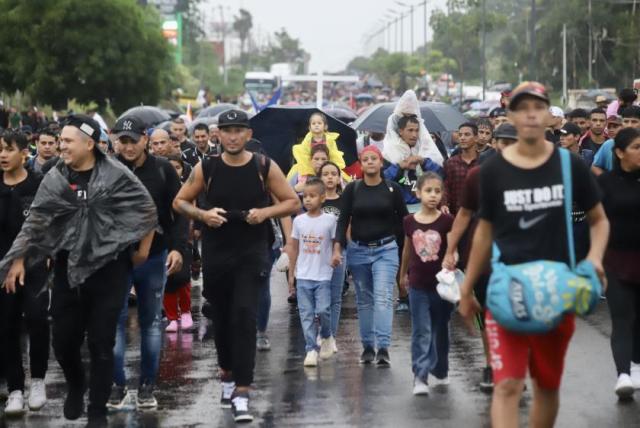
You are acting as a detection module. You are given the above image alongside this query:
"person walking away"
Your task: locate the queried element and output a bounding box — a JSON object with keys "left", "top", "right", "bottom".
{"left": 458, "top": 82, "right": 609, "bottom": 428}
{"left": 336, "top": 145, "right": 408, "bottom": 366}
{"left": 442, "top": 123, "right": 518, "bottom": 393}
{"left": 597, "top": 127, "right": 640, "bottom": 398}
{"left": 109, "top": 115, "right": 188, "bottom": 410}
{"left": 0, "top": 131, "right": 49, "bottom": 416}
{"left": 0, "top": 115, "right": 157, "bottom": 424}
{"left": 398, "top": 172, "right": 454, "bottom": 395}
{"left": 288, "top": 178, "right": 341, "bottom": 366}
{"left": 172, "top": 109, "right": 299, "bottom": 422}
{"left": 320, "top": 161, "right": 346, "bottom": 350}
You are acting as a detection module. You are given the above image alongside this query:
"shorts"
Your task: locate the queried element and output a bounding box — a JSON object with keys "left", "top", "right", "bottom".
{"left": 485, "top": 311, "right": 575, "bottom": 390}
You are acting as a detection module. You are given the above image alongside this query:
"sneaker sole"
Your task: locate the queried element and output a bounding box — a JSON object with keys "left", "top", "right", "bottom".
{"left": 377, "top": 360, "right": 391, "bottom": 367}
{"left": 413, "top": 390, "right": 430, "bottom": 396}
{"left": 616, "top": 385, "right": 634, "bottom": 399}
{"left": 136, "top": 401, "right": 158, "bottom": 409}
{"left": 221, "top": 402, "right": 232, "bottom": 409}
{"left": 4, "top": 408, "right": 26, "bottom": 416}
{"left": 234, "top": 414, "right": 254, "bottom": 423}
{"left": 28, "top": 401, "right": 47, "bottom": 411}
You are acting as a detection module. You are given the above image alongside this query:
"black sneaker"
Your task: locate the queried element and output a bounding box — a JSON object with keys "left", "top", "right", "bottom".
{"left": 63, "top": 386, "right": 85, "bottom": 420}
{"left": 220, "top": 381, "right": 235, "bottom": 408}
{"left": 107, "top": 385, "right": 128, "bottom": 410}
{"left": 231, "top": 392, "right": 253, "bottom": 423}
{"left": 359, "top": 346, "right": 376, "bottom": 364}
{"left": 480, "top": 366, "right": 494, "bottom": 392}
{"left": 136, "top": 384, "right": 158, "bottom": 409}
{"left": 376, "top": 348, "right": 391, "bottom": 367}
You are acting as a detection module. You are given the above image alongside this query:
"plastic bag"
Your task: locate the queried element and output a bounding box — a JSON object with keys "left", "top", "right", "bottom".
{"left": 436, "top": 269, "right": 464, "bottom": 304}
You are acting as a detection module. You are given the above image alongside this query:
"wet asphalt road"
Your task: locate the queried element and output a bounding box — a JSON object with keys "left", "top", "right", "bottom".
{"left": 2, "top": 268, "right": 640, "bottom": 428}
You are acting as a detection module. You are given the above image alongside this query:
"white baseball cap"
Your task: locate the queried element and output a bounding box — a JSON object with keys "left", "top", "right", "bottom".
{"left": 549, "top": 106, "right": 565, "bottom": 118}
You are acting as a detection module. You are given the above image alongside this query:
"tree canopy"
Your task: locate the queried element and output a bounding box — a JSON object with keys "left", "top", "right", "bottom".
{"left": 0, "top": 0, "right": 174, "bottom": 112}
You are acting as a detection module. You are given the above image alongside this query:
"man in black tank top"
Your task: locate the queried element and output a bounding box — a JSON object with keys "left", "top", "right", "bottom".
{"left": 173, "top": 109, "right": 299, "bottom": 423}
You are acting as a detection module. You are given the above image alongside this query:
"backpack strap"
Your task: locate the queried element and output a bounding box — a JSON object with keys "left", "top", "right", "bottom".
{"left": 559, "top": 148, "right": 575, "bottom": 269}
{"left": 201, "top": 155, "right": 219, "bottom": 194}
{"left": 252, "top": 153, "right": 271, "bottom": 194}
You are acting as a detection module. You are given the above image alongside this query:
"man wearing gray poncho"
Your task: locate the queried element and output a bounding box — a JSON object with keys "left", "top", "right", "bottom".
{"left": 0, "top": 115, "right": 157, "bottom": 423}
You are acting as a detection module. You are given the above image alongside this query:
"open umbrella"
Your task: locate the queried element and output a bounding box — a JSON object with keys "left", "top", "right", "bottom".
{"left": 118, "top": 106, "right": 170, "bottom": 127}
{"left": 323, "top": 107, "right": 357, "bottom": 123}
{"left": 250, "top": 106, "right": 358, "bottom": 174}
{"left": 351, "top": 102, "right": 466, "bottom": 134}
{"left": 197, "top": 103, "right": 239, "bottom": 119}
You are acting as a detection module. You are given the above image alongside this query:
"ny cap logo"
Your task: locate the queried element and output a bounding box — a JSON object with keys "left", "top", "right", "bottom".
{"left": 122, "top": 120, "right": 133, "bottom": 131}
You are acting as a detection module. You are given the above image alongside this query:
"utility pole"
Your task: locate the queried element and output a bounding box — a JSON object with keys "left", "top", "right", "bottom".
{"left": 562, "top": 24, "right": 567, "bottom": 106}
{"left": 395, "top": 17, "right": 399, "bottom": 52}
{"left": 423, "top": 1, "right": 427, "bottom": 66}
{"left": 481, "top": 0, "right": 486, "bottom": 101}
{"left": 409, "top": 5, "right": 414, "bottom": 52}
{"left": 588, "top": 0, "right": 593, "bottom": 85}
{"left": 218, "top": 5, "right": 227, "bottom": 85}
{"left": 529, "top": 0, "right": 537, "bottom": 81}
{"left": 400, "top": 13, "right": 404, "bottom": 52}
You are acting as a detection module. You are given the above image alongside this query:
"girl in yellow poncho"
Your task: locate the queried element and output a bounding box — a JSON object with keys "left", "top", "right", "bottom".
{"left": 287, "top": 112, "right": 351, "bottom": 189}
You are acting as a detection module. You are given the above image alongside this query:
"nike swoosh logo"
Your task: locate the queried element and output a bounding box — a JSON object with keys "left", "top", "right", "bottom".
{"left": 518, "top": 213, "right": 548, "bottom": 229}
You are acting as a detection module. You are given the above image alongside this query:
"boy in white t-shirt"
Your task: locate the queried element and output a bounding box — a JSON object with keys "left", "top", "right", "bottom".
{"left": 289, "top": 178, "right": 342, "bottom": 367}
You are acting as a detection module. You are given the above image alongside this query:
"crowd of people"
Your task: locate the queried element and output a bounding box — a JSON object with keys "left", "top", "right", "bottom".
{"left": 0, "top": 82, "right": 638, "bottom": 427}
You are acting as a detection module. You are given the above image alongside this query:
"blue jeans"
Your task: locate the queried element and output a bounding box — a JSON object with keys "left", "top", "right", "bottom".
{"left": 257, "top": 248, "right": 279, "bottom": 333}
{"left": 347, "top": 240, "right": 399, "bottom": 350}
{"left": 330, "top": 257, "right": 346, "bottom": 337}
{"left": 113, "top": 251, "right": 167, "bottom": 387}
{"left": 296, "top": 279, "right": 331, "bottom": 352}
{"left": 408, "top": 287, "right": 454, "bottom": 381}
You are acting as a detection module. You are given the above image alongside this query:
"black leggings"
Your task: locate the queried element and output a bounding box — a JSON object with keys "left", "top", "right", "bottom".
{"left": 606, "top": 274, "right": 640, "bottom": 375}
{"left": 0, "top": 264, "right": 50, "bottom": 392}
{"left": 203, "top": 253, "right": 264, "bottom": 387}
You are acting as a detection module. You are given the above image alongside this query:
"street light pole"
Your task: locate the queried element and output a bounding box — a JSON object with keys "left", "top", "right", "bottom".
{"left": 481, "top": 0, "right": 486, "bottom": 100}
{"left": 400, "top": 13, "right": 404, "bottom": 52}
{"left": 410, "top": 5, "right": 414, "bottom": 52}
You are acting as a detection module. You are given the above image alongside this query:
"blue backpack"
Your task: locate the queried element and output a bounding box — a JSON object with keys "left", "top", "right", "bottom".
{"left": 486, "top": 148, "right": 602, "bottom": 333}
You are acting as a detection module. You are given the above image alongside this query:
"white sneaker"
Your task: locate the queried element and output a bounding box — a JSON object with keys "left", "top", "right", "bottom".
{"left": 28, "top": 379, "right": 47, "bottom": 411}
{"left": 4, "top": 390, "right": 25, "bottom": 416}
{"left": 431, "top": 376, "right": 450, "bottom": 386}
{"left": 165, "top": 320, "right": 179, "bottom": 332}
{"left": 332, "top": 337, "right": 338, "bottom": 354}
{"left": 319, "top": 338, "right": 333, "bottom": 360}
{"left": 413, "top": 378, "right": 430, "bottom": 396}
{"left": 615, "top": 374, "right": 634, "bottom": 399}
{"left": 630, "top": 363, "right": 640, "bottom": 389}
{"left": 303, "top": 350, "right": 318, "bottom": 367}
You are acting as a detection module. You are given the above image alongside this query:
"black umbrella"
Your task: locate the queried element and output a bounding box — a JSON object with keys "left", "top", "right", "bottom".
{"left": 323, "top": 107, "right": 357, "bottom": 123}
{"left": 197, "top": 103, "right": 239, "bottom": 119}
{"left": 250, "top": 106, "right": 358, "bottom": 174}
{"left": 118, "top": 106, "right": 171, "bottom": 127}
{"left": 351, "top": 102, "right": 466, "bottom": 134}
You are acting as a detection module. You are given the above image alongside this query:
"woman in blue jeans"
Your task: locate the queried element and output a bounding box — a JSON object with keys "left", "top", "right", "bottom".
{"left": 336, "top": 145, "right": 408, "bottom": 365}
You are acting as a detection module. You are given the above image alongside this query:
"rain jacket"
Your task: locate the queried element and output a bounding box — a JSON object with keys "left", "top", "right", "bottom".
{"left": 0, "top": 150, "right": 158, "bottom": 288}
{"left": 286, "top": 132, "right": 351, "bottom": 181}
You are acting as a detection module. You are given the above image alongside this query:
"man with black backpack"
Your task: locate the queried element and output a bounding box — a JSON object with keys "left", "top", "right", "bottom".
{"left": 108, "top": 115, "right": 188, "bottom": 411}
{"left": 173, "top": 109, "right": 299, "bottom": 422}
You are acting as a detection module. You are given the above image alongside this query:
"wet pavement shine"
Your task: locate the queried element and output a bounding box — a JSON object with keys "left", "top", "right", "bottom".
{"left": 2, "top": 268, "right": 640, "bottom": 427}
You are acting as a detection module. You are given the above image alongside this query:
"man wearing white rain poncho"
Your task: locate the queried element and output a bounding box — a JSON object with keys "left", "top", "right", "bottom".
{"left": 381, "top": 90, "right": 445, "bottom": 313}
{"left": 382, "top": 90, "right": 445, "bottom": 213}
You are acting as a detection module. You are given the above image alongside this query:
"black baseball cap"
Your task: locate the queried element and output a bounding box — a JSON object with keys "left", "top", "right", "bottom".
{"left": 560, "top": 122, "right": 582, "bottom": 136}
{"left": 489, "top": 107, "right": 507, "bottom": 118}
{"left": 113, "top": 115, "right": 147, "bottom": 140}
{"left": 64, "top": 114, "right": 102, "bottom": 143}
{"left": 508, "top": 81, "right": 550, "bottom": 110}
{"left": 493, "top": 123, "right": 518, "bottom": 140}
{"left": 218, "top": 109, "right": 250, "bottom": 129}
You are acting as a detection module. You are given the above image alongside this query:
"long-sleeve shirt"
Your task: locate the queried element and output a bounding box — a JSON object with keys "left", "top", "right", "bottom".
{"left": 118, "top": 154, "right": 188, "bottom": 257}
{"left": 336, "top": 179, "right": 408, "bottom": 247}
{"left": 383, "top": 158, "right": 444, "bottom": 206}
{"left": 443, "top": 154, "right": 477, "bottom": 215}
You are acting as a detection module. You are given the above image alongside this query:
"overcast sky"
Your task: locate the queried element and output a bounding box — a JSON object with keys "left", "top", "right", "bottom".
{"left": 202, "top": 0, "right": 447, "bottom": 73}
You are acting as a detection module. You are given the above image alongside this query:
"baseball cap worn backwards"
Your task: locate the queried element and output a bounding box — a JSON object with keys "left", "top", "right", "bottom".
{"left": 65, "top": 114, "right": 102, "bottom": 142}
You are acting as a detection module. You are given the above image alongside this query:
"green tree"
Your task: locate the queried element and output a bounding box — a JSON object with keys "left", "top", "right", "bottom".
{"left": 251, "top": 29, "right": 308, "bottom": 73}
{"left": 0, "top": 0, "right": 174, "bottom": 113}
